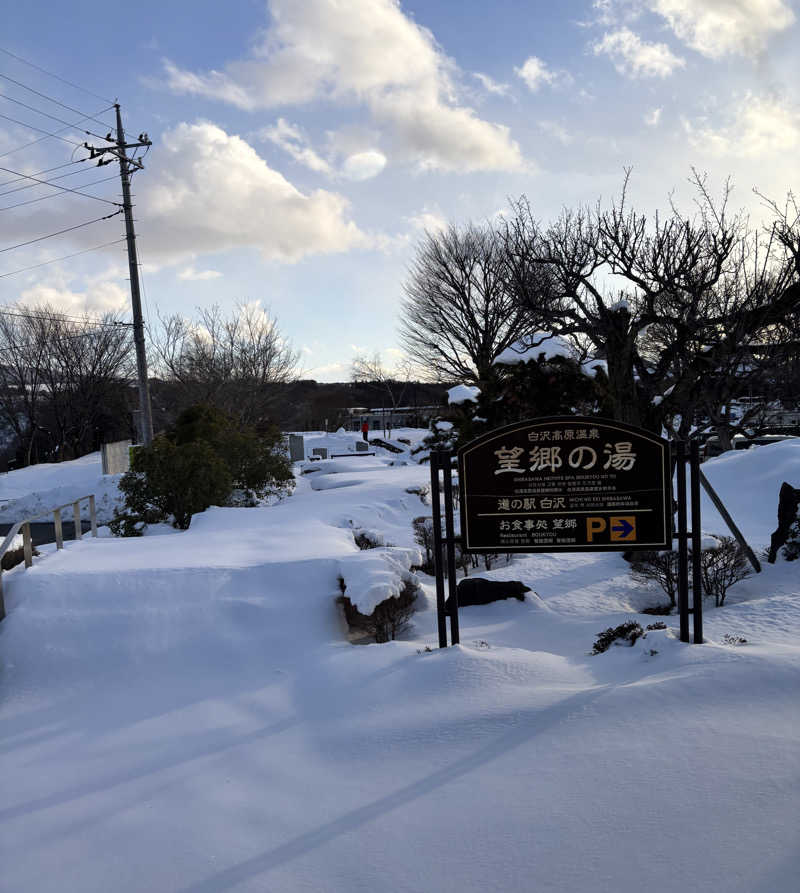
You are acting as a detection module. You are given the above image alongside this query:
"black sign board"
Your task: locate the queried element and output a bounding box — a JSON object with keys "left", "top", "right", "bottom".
{"left": 458, "top": 416, "right": 672, "bottom": 553}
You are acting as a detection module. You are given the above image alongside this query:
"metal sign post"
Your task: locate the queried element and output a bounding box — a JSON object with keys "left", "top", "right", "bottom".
{"left": 430, "top": 450, "right": 460, "bottom": 647}
{"left": 673, "top": 441, "right": 704, "bottom": 644}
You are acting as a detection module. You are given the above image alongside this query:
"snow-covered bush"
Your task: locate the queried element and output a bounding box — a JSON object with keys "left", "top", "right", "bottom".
{"left": 338, "top": 579, "right": 419, "bottom": 643}
{"left": 700, "top": 536, "right": 752, "bottom": 606}
{"left": 592, "top": 621, "right": 645, "bottom": 654}
{"left": 630, "top": 550, "right": 681, "bottom": 607}
{"left": 631, "top": 538, "right": 752, "bottom": 608}
{"left": 354, "top": 530, "right": 386, "bottom": 550}
{"left": 412, "top": 516, "right": 436, "bottom": 573}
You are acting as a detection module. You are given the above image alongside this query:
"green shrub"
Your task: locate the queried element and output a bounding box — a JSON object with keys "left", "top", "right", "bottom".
{"left": 110, "top": 404, "right": 294, "bottom": 534}
{"left": 111, "top": 437, "right": 232, "bottom": 533}
{"left": 592, "top": 621, "right": 645, "bottom": 654}
{"left": 171, "top": 405, "right": 294, "bottom": 503}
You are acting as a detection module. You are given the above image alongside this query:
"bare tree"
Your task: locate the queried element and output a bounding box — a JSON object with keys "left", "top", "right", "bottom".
{"left": 0, "top": 308, "right": 52, "bottom": 464}
{"left": 400, "top": 223, "right": 530, "bottom": 384}
{"left": 502, "top": 172, "right": 800, "bottom": 435}
{"left": 351, "top": 351, "right": 412, "bottom": 437}
{"left": 150, "top": 302, "right": 298, "bottom": 427}
{"left": 0, "top": 306, "right": 132, "bottom": 463}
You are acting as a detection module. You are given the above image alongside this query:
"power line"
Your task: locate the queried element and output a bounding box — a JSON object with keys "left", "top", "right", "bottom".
{"left": 0, "top": 175, "right": 119, "bottom": 211}
{"left": 0, "top": 166, "right": 88, "bottom": 198}
{"left": 0, "top": 163, "right": 96, "bottom": 198}
{"left": 0, "top": 46, "right": 113, "bottom": 105}
{"left": 0, "top": 92, "right": 111, "bottom": 142}
{"left": 0, "top": 110, "right": 85, "bottom": 149}
{"left": 0, "top": 164, "right": 120, "bottom": 206}
{"left": 0, "top": 71, "right": 114, "bottom": 129}
{"left": 0, "top": 158, "right": 85, "bottom": 190}
{"left": 0, "top": 209, "right": 123, "bottom": 254}
{"left": 0, "top": 104, "right": 114, "bottom": 159}
{"left": 0, "top": 238, "right": 126, "bottom": 279}
{"left": 0, "top": 307, "right": 132, "bottom": 328}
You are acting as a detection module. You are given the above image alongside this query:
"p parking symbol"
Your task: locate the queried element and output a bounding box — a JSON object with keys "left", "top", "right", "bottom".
{"left": 586, "top": 517, "right": 607, "bottom": 542}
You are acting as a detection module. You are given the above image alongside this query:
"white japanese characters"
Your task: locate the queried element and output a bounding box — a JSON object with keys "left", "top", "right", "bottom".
{"left": 494, "top": 437, "right": 637, "bottom": 475}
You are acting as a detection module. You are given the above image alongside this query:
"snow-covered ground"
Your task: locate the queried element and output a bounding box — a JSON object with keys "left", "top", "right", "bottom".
{"left": 1, "top": 437, "right": 799, "bottom": 892}
{"left": 0, "top": 451, "right": 123, "bottom": 524}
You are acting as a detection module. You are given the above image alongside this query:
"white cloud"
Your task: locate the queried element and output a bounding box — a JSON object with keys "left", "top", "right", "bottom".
{"left": 652, "top": 0, "right": 795, "bottom": 59}
{"left": 593, "top": 27, "right": 685, "bottom": 77}
{"left": 406, "top": 208, "right": 448, "bottom": 234}
{"left": 515, "top": 56, "right": 557, "bottom": 92}
{"left": 683, "top": 93, "right": 800, "bottom": 157}
{"left": 644, "top": 107, "right": 662, "bottom": 126}
{"left": 178, "top": 266, "right": 223, "bottom": 281}
{"left": 161, "top": 0, "right": 524, "bottom": 172}
{"left": 137, "top": 121, "right": 366, "bottom": 264}
{"left": 19, "top": 269, "right": 129, "bottom": 316}
{"left": 372, "top": 92, "right": 523, "bottom": 171}
{"left": 259, "top": 118, "right": 333, "bottom": 175}
{"left": 538, "top": 120, "right": 573, "bottom": 145}
{"left": 473, "top": 72, "right": 511, "bottom": 96}
{"left": 341, "top": 150, "right": 388, "bottom": 181}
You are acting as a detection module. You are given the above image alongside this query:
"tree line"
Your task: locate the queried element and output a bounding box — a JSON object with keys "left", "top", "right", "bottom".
{"left": 1, "top": 173, "right": 797, "bottom": 468}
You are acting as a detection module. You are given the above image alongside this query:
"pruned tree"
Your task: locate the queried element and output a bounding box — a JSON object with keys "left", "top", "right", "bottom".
{"left": 400, "top": 223, "right": 531, "bottom": 384}
{"left": 150, "top": 302, "right": 298, "bottom": 428}
{"left": 502, "top": 171, "right": 800, "bottom": 437}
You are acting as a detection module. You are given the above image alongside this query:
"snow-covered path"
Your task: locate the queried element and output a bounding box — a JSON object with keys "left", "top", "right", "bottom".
{"left": 1, "top": 443, "right": 799, "bottom": 892}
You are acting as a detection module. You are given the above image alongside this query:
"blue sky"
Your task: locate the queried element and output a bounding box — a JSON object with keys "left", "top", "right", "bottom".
{"left": 1, "top": 0, "right": 798, "bottom": 380}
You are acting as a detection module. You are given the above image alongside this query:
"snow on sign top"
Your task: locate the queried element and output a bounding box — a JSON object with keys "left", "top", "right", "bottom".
{"left": 457, "top": 416, "right": 672, "bottom": 554}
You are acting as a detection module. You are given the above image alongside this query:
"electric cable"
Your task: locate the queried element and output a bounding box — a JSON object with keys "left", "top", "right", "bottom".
{"left": 0, "top": 71, "right": 114, "bottom": 129}
{"left": 0, "top": 209, "right": 123, "bottom": 254}
{"left": 0, "top": 238, "right": 126, "bottom": 279}
{"left": 0, "top": 46, "right": 113, "bottom": 105}
{"left": 0, "top": 105, "right": 112, "bottom": 160}
{"left": 0, "top": 163, "right": 92, "bottom": 198}
{"left": 0, "top": 110, "right": 85, "bottom": 148}
{"left": 0, "top": 175, "right": 119, "bottom": 210}
{"left": 0, "top": 92, "right": 111, "bottom": 142}
{"left": 0, "top": 158, "right": 85, "bottom": 189}
{"left": 0, "top": 307, "right": 132, "bottom": 328}
{"left": 0, "top": 164, "right": 120, "bottom": 206}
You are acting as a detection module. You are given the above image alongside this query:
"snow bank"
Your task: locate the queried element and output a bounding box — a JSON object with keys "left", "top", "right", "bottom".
{"left": 1, "top": 431, "right": 799, "bottom": 893}
{"left": 338, "top": 546, "right": 422, "bottom": 614}
{"left": 698, "top": 439, "right": 800, "bottom": 544}
{"left": 0, "top": 451, "right": 123, "bottom": 523}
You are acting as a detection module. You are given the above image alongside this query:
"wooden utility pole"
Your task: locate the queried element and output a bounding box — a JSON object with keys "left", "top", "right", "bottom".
{"left": 85, "top": 105, "right": 153, "bottom": 445}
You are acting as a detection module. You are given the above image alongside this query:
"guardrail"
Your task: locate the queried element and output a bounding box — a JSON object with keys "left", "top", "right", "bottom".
{"left": 0, "top": 494, "right": 97, "bottom": 620}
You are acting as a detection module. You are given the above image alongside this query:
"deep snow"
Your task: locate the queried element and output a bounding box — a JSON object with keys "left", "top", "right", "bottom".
{"left": 1, "top": 436, "right": 799, "bottom": 893}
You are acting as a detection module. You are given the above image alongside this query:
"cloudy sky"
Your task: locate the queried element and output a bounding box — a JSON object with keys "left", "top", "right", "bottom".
{"left": 1, "top": 0, "right": 798, "bottom": 380}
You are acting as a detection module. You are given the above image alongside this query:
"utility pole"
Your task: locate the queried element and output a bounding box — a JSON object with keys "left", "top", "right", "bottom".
{"left": 84, "top": 105, "right": 154, "bottom": 445}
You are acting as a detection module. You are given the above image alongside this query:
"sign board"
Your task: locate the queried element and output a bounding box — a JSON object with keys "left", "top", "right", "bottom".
{"left": 458, "top": 416, "right": 672, "bottom": 553}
